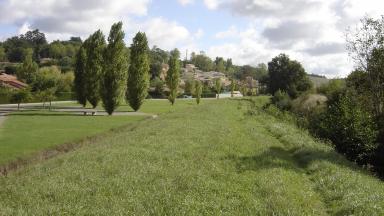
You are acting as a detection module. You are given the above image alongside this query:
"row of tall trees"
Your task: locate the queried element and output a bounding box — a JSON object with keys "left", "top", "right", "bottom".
{"left": 74, "top": 22, "right": 187, "bottom": 115}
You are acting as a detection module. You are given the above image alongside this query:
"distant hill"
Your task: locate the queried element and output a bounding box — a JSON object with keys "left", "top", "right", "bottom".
{"left": 308, "top": 74, "right": 329, "bottom": 88}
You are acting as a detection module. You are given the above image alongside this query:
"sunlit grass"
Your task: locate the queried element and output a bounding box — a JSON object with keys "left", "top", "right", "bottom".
{"left": 0, "top": 98, "right": 383, "bottom": 215}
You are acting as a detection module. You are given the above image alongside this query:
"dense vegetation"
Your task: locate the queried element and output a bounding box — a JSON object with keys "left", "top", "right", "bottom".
{"left": 1, "top": 98, "right": 384, "bottom": 215}
{"left": 268, "top": 16, "right": 384, "bottom": 177}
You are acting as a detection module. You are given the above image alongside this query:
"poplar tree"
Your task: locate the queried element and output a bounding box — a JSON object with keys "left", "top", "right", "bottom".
{"left": 101, "top": 22, "right": 128, "bottom": 115}
{"left": 127, "top": 32, "right": 150, "bottom": 111}
{"left": 166, "top": 49, "right": 181, "bottom": 105}
{"left": 230, "top": 78, "right": 235, "bottom": 97}
{"left": 84, "top": 30, "right": 106, "bottom": 108}
{"left": 74, "top": 46, "right": 87, "bottom": 107}
{"left": 195, "top": 80, "right": 202, "bottom": 105}
{"left": 215, "top": 78, "right": 222, "bottom": 99}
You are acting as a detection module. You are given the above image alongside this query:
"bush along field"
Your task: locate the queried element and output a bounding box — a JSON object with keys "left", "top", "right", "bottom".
{"left": 1, "top": 98, "right": 383, "bottom": 215}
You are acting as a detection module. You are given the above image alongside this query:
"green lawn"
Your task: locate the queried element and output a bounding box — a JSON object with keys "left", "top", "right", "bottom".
{"left": 52, "top": 99, "right": 200, "bottom": 114}
{"left": 1, "top": 98, "right": 384, "bottom": 215}
{"left": 0, "top": 99, "right": 200, "bottom": 165}
{"left": 0, "top": 112, "right": 145, "bottom": 165}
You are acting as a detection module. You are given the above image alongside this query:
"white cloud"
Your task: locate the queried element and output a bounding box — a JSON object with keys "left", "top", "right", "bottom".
{"left": 178, "top": 0, "right": 194, "bottom": 6}
{"left": 204, "top": 0, "right": 221, "bottom": 9}
{"left": 0, "top": 0, "right": 150, "bottom": 40}
{"left": 194, "top": 28, "right": 204, "bottom": 39}
{"left": 205, "top": 0, "right": 384, "bottom": 77}
{"left": 136, "top": 18, "right": 195, "bottom": 51}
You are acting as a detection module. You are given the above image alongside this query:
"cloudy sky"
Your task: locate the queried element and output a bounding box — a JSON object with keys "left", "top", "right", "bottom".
{"left": 0, "top": 0, "right": 383, "bottom": 77}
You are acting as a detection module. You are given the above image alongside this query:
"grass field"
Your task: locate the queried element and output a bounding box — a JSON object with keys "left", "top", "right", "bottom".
{"left": 52, "top": 99, "right": 199, "bottom": 114}
{"left": 0, "top": 99, "right": 198, "bottom": 165}
{"left": 1, "top": 98, "right": 384, "bottom": 215}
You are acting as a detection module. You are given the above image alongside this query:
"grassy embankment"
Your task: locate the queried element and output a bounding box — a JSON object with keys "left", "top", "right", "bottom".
{"left": 1, "top": 97, "right": 384, "bottom": 215}
{"left": 0, "top": 100, "right": 197, "bottom": 165}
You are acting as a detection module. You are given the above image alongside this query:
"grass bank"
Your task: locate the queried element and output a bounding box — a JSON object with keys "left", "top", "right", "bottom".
{"left": 0, "top": 98, "right": 383, "bottom": 215}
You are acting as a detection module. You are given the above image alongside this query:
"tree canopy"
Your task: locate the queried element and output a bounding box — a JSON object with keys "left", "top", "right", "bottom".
{"left": 267, "top": 54, "right": 312, "bottom": 98}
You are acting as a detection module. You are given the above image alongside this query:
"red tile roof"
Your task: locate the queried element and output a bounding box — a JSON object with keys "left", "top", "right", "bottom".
{"left": 0, "top": 73, "right": 28, "bottom": 89}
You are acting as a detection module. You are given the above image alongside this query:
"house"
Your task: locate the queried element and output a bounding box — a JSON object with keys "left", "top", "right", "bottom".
{"left": 0, "top": 72, "right": 28, "bottom": 90}
{"left": 159, "top": 63, "right": 169, "bottom": 81}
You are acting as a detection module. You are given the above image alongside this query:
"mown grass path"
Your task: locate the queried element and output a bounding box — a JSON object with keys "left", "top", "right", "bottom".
{"left": 0, "top": 98, "right": 383, "bottom": 215}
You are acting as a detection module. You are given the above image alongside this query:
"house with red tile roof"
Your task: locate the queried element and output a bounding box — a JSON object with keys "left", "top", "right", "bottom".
{"left": 0, "top": 72, "right": 28, "bottom": 90}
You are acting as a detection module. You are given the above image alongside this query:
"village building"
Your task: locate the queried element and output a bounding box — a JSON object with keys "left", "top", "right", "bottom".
{"left": 0, "top": 72, "right": 28, "bottom": 90}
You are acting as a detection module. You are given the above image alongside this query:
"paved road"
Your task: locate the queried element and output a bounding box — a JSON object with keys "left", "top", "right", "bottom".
{"left": 0, "top": 101, "right": 157, "bottom": 120}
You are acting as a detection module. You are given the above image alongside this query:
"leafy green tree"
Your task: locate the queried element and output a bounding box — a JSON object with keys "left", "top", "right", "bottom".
{"left": 184, "top": 78, "right": 195, "bottom": 96}
{"left": 10, "top": 88, "right": 31, "bottom": 110}
{"left": 149, "top": 46, "right": 169, "bottom": 79}
{"left": 36, "top": 88, "right": 56, "bottom": 110}
{"left": 0, "top": 46, "right": 7, "bottom": 62}
{"left": 74, "top": 46, "right": 87, "bottom": 107}
{"left": 101, "top": 22, "right": 129, "bottom": 115}
{"left": 271, "top": 90, "right": 292, "bottom": 111}
{"left": 267, "top": 54, "right": 312, "bottom": 98}
{"left": 346, "top": 16, "right": 384, "bottom": 117}
{"left": 32, "top": 66, "right": 61, "bottom": 92}
{"left": 166, "top": 49, "right": 181, "bottom": 105}
{"left": 17, "top": 48, "right": 38, "bottom": 83}
{"left": 150, "top": 77, "right": 164, "bottom": 96}
{"left": 313, "top": 92, "right": 378, "bottom": 165}
{"left": 127, "top": 32, "right": 150, "bottom": 111}
{"left": 195, "top": 80, "right": 202, "bottom": 105}
{"left": 214, "top": 78, "right": 222, "bottom": 99}
{"left": 230, "top": 79, "right": 236, "bottom": 97}
{"left": 214, "top": 57, "right": 226, "bottom": 72}
{"left": 190, "top": 52, "right": 213, "bottom": 71}
{"left": 84, "top": 30, "right": 106, "bottom": 108}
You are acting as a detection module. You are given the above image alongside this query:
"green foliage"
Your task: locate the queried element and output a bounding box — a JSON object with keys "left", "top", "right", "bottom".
{"left": 195, "top": 80, "right": 202, "bottom": 104}
{"left": 150, "top": 77, "right": 165, "bottom": 97}
{"left": 149, "top": 46, "right": 169, "bottom": 79}
{"left": 0, "top": 46, "right": 7, "bottom": 62}
{"left": 317, "top": 79, "right": 346, "bottom": 103}
{"left": 166, "top": 49, "right": 180, "bottom": 105}
{"left": 74, "top": 47, "right": 87, "bottom": 106}
{"left": 184, "top": 78, "right": 195, "bottom": 96}
{"left": 230, "top": 79, "right": 236, "bottom": 97}
{"left": 312, "top": 92, "right": 378, "bottom": 165}
{"left": 267, "top": 54, "right": 312, "bottom": 98}
{"left": 84, "top": 30, "right": 106, "bottom": 108}
{"left": 101, "top": 22, "right": 129, "bottom": 115}
{"left": 271, "top": 90, "right": 292, "bottom": 111}
{"left": 214, "top": 57, "right": 226, "bottom": 72}
{"left": 16, "top": 48, "right": 38, "bottom": 83}
{"left": 190, "top": 51, "right": 213, "bottom": 71}
{"left": 214, "top": 78, "right": 222, "bottom": 98}
{"left": 235, "top": 63, "right": 268, "bottom": 81}
{"left": 2, "top": 99, "right": 384, "bottom": 215}
{"left": 10, "top": 88, "right": 31, "bottom": 110}
{"left": 32, "top": 66, "right": 61, "bottom": 92}
{"left": 127, "top": 32, "right": 150, "bottom": 111}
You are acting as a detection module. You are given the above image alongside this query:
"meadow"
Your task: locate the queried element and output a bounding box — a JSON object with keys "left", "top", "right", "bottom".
{"left": 0, "top": 99, "right": 197, "bottom": 165}
{"left": 1, "top": 97, "right": 383, "bottom": 215}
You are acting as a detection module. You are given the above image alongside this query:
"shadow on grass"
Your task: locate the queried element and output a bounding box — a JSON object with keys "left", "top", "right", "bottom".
{"left": 225, "top": 146, "right": 361, "bottom": 174}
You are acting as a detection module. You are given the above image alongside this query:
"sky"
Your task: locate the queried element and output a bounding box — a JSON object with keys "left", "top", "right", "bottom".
{"left": 0, "top": 0, "right": 383, "bottom": 78}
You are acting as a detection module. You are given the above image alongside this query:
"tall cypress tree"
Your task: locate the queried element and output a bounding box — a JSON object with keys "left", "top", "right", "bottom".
{"left": 84, "top": 30, "right": 106, "bottom": 108}
{"left": 101, "top": 22, "right": 128, "bottom": 115}
{"left": 166, "top": 49, "right": 181, "bottom": 105}
{"left": 195, "top": 80, "right": 202, "bottom": 105}
{"left": 127, "top": 32, "right": 150, "bottom": 111}
{"left": 74, "top": 46, "right": 87, "bottom": 107}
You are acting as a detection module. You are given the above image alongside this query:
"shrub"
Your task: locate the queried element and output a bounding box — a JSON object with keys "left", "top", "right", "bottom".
{"left": 271, "top": 90, "right": 292, "bottom": 111}
{"left": 312, "top": 93, "right": 378, "bottom": 165}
